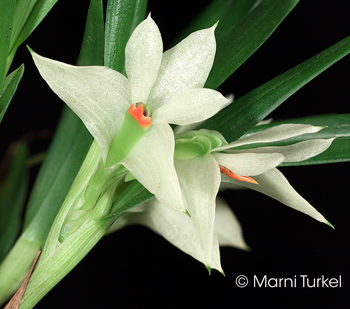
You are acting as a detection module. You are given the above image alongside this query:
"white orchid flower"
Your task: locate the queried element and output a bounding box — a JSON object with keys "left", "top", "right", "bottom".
{"left": 170, "top": 123, "right": 334, "bottom": 269}
{"left": 108, "top": 197, "right": 249, "bottom": 273}
{"left": 216, "top": 124, "right": 335, "bottom": 226}
{"left": 30, "top": 15, "right": 229, "bottom": 213}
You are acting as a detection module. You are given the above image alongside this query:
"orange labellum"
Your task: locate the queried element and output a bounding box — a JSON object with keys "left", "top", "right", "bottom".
{"left": 128, "top": 103, "right": 152, "bottom": 128}
{"left": 219, "top": 165, "right": 258, "bottom": 184}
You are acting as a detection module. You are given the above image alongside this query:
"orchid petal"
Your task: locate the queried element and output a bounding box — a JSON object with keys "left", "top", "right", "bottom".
{"left": 31, "top": 51, "right": 131, "bottom": 162}
{"left": 120, "top": 123, "right": 185, "bottom": 212}
{"left": 173, "top": 94, "right": 233, "bottom": 134}
{"left": 212, "top": 152, "right": 284, "bottom": 176}
{"left": 221, "top": 168, "right": 330, "bottom": 225}
{"left": 148, "top": 25, "right": 217, "bottom": 110}
{"left": 214, "top": 124, "right": 324, "bottom": 151}
{"left": 125, "top": 15, "right": 163, "bottom": 104}
{"left": 153, "top": 88, "right": 228, "bottom": 125}
{"left": 133, "top": 200, "right": 223, "bottom": 272}
{"left": 175, "top": 154, "right": 221, "bottom": 270}
{"left": 228, "top": 138, "right": 335, "bottom": 162}
{"left": 215, "top": 197, "right": 249, "bottom": 250}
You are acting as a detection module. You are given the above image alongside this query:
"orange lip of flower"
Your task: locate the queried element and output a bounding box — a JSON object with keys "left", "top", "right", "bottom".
{"left": 128, "top": 103, "right": 152, "bottom": 128}
{"left": 219, "top": 165, "right": 258, "bottom": 184}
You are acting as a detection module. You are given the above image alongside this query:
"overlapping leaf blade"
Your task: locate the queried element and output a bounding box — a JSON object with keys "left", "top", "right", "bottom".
{"left": 0, "top": 65, "right": 24, "bottom": 123}
{"left": 173, "top": 0, "right": 259, "bottom": 46}
{"left": 104, "top": 0, "right": 148, "bottom": 73}
{"left": 205, "top": 0, "right": 299, "bottom": 89}
{"left": 0, "top": 142, "right": 29, "bottom": 263}
{"left": 77, "top": 0, "right": 104, "bottom": 66}
{"left": 7, "top": 0, "right": 58, "bottom": 72}
{"left": 0, "top": 0, "right": 16, "bottom": 90}
{"left": 22, "top": 108, "right": 93, "bottom": 233}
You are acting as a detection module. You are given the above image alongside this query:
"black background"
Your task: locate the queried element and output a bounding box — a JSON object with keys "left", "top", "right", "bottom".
{"left": 3, "top": 1, "right": 350, "bottom": 308}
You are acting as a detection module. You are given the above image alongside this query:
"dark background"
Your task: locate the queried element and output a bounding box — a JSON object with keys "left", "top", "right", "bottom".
{"left": 3, "top": 1, "right": 350, "bottom": 308}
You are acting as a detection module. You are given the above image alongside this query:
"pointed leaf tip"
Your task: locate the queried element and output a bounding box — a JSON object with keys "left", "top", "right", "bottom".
{"left": 185, "top": 209, "right": 191, "bottom": 217}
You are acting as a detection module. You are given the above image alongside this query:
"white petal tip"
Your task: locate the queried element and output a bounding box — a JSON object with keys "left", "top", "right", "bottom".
{"left": 206, "top": 264, "right": 224, "bottom": 275}
{"left": 241, "top": 245, "right": 252, "bottom": 252}
{"left": 206, "top": 265, "right": 211, "bottom": 275}
{"left": 325, "top": 220, "right": 335, "bottom": 229}
{"left": 226, "top": 93, "right": 234, "bottom": 105}
{"left": 27, "top": 46, "right": 35, "bottom": 54}
{"left": 315, "top": 125, "right": 328, "bottom": 132}
{"left": 212, "top": 21, "right": 219, "bottom": 29}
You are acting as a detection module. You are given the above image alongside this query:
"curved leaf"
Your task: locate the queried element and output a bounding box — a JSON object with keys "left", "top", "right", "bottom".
{"left": 7, "top": 0, "right": 58, "bottom": 72}
{"left": 0, "top": 0, "right": 15, "bottom": 89}
{"left": 205, "top": 0, "right": 299, "bottom": 89}
{"left": 23, "top": 108, "right": 92, "bottom": 236}
{"left": 0, "top": 142, "right": 29, "bottom": 263}
{"left": 0, "top": 64, "right": 24, "bottom": 123}
{"left": 173, "top": 0, "right": 259, "bottom": 46}
{"left": 77, "top": 0, "right": 105, "bottom": 66}
{"left": 104, "top": 0, "right": 148, "bottom": 73}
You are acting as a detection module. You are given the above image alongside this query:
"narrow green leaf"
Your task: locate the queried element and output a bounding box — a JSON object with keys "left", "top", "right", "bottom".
{"left": 201, "top": 35, "right": 350, "bottom": 143}
{"left": 173, "top": 0, "right": 259, "bottom": 46}
{"left": 104, "top": 0, "right": 148, "bottom": 73}
{"left": 0, "top": 64, "right": 24, "bottom": 123}
{"left": 7, "top": 0, "right": 58, "bottom": 72}
{"left": 0, "top": 142, "right": 29, "bottom": 263}
{"left": 23, "top": 107, "right": 92, "bottom": 238}
{"left": 77, "top": 0, "right": 105, "bottom": 66}
{"left": 0, "top": 0, "right": 16, "bottom": 89}
{"left": 205, "top": 0, "right": 299, "bottom": 89}
{"left": 9, "top": 0, "right": 36, "bottom": 52}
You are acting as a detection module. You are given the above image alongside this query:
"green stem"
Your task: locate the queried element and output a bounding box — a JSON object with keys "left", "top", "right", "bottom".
{"left": 17, "top": 136, "right": 129, "bottom": 308}
{"left": 19, "top": 218, "right": 112, "bottom": 309}
{"left": 37, "top": 140, "right": 102, "bottom": 266}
